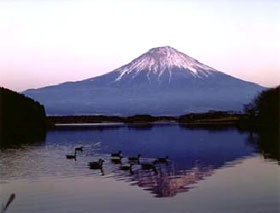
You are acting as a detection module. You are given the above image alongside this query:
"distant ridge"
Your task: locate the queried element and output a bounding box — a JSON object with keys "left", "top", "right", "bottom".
{"left": 24, "top": 46, "right": 264, "bottom": 115}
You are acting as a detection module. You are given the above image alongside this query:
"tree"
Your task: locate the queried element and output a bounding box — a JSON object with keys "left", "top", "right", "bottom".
{"left": 243, "top": 103, "right": 257, "bottom": 118}
{"left": 244, "top": 86, "right": 280, "bottom": 126}
{"left": 0, "top": 87, "right": 48, "bottom": 147}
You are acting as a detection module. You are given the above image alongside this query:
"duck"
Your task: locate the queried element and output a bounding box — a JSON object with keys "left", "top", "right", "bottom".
{"left": 128, "top": 154, "right": 141, "bottom": 163}
{"left": 111, "top": 151, "right": 122, "bottom": 158}
{"left": 75, "top": 146, "right": 83, "bottom": 152}
{"left": 120, "top": 164, "right": 134, "bottom": 174}
{"left": 154, "top": 156, "right": 169, "bottom": 164}
{"left": 66, "top": 151, "right": 76, "bottom": 160}
{"left": 88, "top": 159, "right": 104, "bottom": 170}
{"left": 141, "top": 163, "right": 158, "bottom": 174}
{"left": 111, "top": 157, "right": 122, "bottom": 164}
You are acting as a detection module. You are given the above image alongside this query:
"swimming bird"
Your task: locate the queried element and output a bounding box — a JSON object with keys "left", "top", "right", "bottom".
{"left": 111, "top": 158, "right": 122, "bottom": 164}
{"left": 141, "top": 163, "right": 158, "bottom": 174}
{"left": 120, "top": 164, "right": 134, "bottom": 174}
{"left": 111, "top": 151, "right": 122, "bottom": 158}
{"left": 75, "top": 146, "right": 83, "bottom": 152}
{"left": 88, "top": 159, "right": 104, "bottom": 170}
{"left": 155, "top": 156, "right": 169, "bottom": 164}
{"left": 128, "top": 154, "right": 141, "bottom": 163}
{"left": 66, "top": 151, "right": 76, "bottom": 160}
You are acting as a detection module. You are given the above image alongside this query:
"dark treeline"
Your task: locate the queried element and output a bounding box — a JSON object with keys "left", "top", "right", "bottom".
{"left": 240, "top": 85, "right": 280, "bottom": 129}
{"left": 48, "top": 114, "right": 175, "bottom": 124}
{"left": 48, "top": 115, "right": 126, "bottom": 124}
{"left": 48, "top": 111, "right": 241, "bottom": 125}
{"left": 0, "top": 87, "right": 49, "bottom": 147}
{"left": 178, "top": 111, "right": 242, "bottom": 123}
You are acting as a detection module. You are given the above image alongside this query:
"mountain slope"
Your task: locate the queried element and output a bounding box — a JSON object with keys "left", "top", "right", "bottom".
{"left": 24, "top": 46, "right": 264, "bottom": 115}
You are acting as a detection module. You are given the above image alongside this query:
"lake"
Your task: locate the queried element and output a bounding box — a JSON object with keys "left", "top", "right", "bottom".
{"left": 0, "top": 123, "right": 279, "bottom": 213}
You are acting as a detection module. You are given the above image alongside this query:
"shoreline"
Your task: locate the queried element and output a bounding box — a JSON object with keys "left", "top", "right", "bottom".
{"left": 47, "top": 112, "right": 277, "bottom": 131}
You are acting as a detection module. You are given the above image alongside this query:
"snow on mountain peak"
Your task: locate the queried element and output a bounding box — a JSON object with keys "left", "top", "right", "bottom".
{"left": 114, "top": 46, "right": 218, "bottom": 82}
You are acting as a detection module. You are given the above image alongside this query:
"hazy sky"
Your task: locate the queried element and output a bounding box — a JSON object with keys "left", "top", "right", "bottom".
{"left": 0, "top": 0, "right": 279, "bottom": 91}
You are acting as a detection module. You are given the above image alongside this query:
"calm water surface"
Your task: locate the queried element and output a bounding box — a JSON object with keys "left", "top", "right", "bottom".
{"left": 0, "top": 123, "right": 279, "bottom": 213}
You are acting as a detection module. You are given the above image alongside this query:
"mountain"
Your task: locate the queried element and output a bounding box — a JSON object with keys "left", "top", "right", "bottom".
{"left": 23, "top": 46, "right": 264, "bottom": 115}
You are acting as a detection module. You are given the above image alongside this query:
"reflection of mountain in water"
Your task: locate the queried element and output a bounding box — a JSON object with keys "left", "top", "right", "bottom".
{"left": 111, "top": 160, "right": 215, "bottom": 197}
{"left": 43, "top": 124, "right": 277, "bottom": 197}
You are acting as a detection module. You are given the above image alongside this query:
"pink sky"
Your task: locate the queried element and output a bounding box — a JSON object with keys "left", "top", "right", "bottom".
{"left": 0, "top": 0, "right": 279, "bottom": 91}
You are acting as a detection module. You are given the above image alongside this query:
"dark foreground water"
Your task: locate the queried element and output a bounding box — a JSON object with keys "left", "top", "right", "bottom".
{"left": 0, "top": 123, "right": 279, "bottom": 213}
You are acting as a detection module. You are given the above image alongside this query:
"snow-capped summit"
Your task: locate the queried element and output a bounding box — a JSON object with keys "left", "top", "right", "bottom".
{"left": 24, "top": 46, "right": 264, "bottom": 115}
{"left": 114, "top": 46, "right": 217, "bottom": 82}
